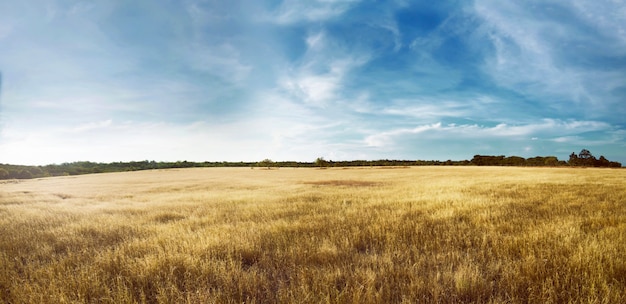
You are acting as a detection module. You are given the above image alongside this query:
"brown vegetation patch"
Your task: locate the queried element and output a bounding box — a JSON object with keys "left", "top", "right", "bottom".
{"left": 0, "top": 180, "right": 20, "bottom": 184}
{"left": 152, "top": 212, "right": 187, "bottom": 223}
{"left": 376, "top": 166, "right": 411, "bottom": 169}
{"left": 54, "top": 193, "right": 73, "bottom": 200}
{"left": 0, "top": 200, "right": 24, "bottom": 206}
{"left": 304, "top": 180, "right": 382, "bottom": 187}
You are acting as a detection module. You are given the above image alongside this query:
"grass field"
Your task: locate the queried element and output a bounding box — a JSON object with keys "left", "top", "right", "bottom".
{"left": 1, "top": 166, "right": 625, "bottom": 303}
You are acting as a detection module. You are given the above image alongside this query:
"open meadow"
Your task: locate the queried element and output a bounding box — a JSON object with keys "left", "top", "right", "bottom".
{"left": 1, "top": 166, "right": 625, "bottom": 303}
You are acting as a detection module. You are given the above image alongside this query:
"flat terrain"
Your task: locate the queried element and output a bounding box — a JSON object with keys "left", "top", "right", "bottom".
{"left": 1, "top": 166, "right": 625, "bottom": 303}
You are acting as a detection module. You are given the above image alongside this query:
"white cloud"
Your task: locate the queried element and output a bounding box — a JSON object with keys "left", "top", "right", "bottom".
{"left": 278, "top": 29, "right": 371, "bottom": 107}
{"left": 281, "top": 59, "right": 365, "bottom": 107}
{"left": 365, "top": 123, "right": 441, "bottom": 147}
{"left": 552, "top": 136, "right": 580, "bottom": 143}
{"left": 284, "top": 73, "right": 340, "bottom": 107}
{"left": 382, "top": 99, "right": 470, "bottom": 119}
{"left": 364, "top": 119, "right": 612, "bottom": 148}
{"left": 270, "top": 0, "right": 361, "bottom": 24}
{"left": 306, "top": 31, "right": 326, "bottom": 50}
{"left": 359, "top": 118, "right": 624, "bottom": 161}
{"left": 73, "top": 119, "right": 113, "bottom": 132}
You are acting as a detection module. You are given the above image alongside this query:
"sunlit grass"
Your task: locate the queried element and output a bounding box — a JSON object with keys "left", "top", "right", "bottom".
{"left": 1, "top": 167, "right": 625, "bottom": 303}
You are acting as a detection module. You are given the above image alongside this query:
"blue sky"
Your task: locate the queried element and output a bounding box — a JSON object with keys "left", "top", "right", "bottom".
{"left": 1, "top": 0, "right": 625, "bottom": 165}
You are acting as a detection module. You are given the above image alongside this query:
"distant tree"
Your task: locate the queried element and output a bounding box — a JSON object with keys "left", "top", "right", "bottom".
{"left": 504, "top": 156, "right": 526, "bottom": 166}
{"left": 257, "top": 159, "right": 274, "bottom": 169}
{"left": 578, "top": 149, "right": 593, "bottom": 159}
{"left": 596, "top": 156, "right": 610, "bottom": 167}
{"left": 543, "top": 156, "right": 560, "bottom": 166}
{"left": 579, "top": 149, "right": 596, "bottom": 166}
{"left": 0, "top": 168, "right": 8, "bottom": 179}
{"left": 526, "top": 157, "right": 545, "bottom": 166}
{"left": 567, "top": 149, "right": 622, "bottom": 167}
{"left": 569, "top": 152, "right": 580, "bottom": 166}
{"left": 315, "top": 157, "right": 329, "bottom": 168}
{"left": 471, "top": 155, "right": 505, "bottom": 166}
{"left": 16, "top": 169, "right": 32, "bottom": 179}
{"left": 27, "top": 166, "right": 44, "bottom": 177}
{"left": 594, "top": 156, "right": 622, "bottom": 168}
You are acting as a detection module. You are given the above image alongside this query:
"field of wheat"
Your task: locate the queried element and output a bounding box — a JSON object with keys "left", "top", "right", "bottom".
{"left": 1, "top": 166, "right": 625, "bottom": 303}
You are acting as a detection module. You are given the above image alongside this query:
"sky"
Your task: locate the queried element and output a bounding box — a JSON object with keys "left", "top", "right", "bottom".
{"left": 0, "top": 0, "right": 625, "bottom": 166}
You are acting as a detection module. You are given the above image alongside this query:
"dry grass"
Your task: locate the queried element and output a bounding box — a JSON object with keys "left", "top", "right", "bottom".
{"left": 1, "top": 166, "right": 625, "bottom": 303}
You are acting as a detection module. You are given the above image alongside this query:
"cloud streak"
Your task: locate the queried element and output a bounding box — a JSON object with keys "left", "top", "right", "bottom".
{"left": 364, "top": 119, "right": 607, "bottom": 147}
{"left": 269, "top": 0, "right": 362, "bottom": 24}
{"left": 474, "top": 0, "right": 626, "bottom": 120}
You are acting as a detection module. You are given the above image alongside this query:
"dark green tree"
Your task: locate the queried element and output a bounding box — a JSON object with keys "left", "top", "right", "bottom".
{"left": 471, "top": 155, "right": 505, "bottom": 166}
{"left": 16, "top": 169, "right": 32, "bottom": 179}
{"left": 596, "top": 156, "right": 610, "bottom": 167}
{"left": 503, "top": 156, "right": 526, "bottom": 166}
{"left": 257, "top": 159, "right": 274, "bottom": 169}
{"left": 578, "top": 149, "right": 596, "bottom": 166}
{"left": 315, "top": 157, "right": 329, "bottom": 168}
{"left": 0, "top": 168, "right": 8, "bottom": 179}
{"left": 543, "top": 156, "right": 560, "bottom": 166}
{"left": 569, "top": 152, "right": 580, "bottom": 166}
{"left": 578, "top": 149, "right": 593, "bottom": 159}
{"left": 567, "top": 149, "right": 622, "bottom": 167}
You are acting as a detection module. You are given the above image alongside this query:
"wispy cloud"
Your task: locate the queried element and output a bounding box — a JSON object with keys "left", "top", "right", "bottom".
{"left": 473, "top": 0, "right": 626, "bottom": 120}
{"left": 365, "top": 119, "right": 614, "bottom": 148}
{"left": 73, "top": 119, "right": 113, "bottom": 133}
{"left": 269, "top": 0, "right": 361, "bottom": 24}
{"left": 277, "top": 28, "right": 371, "bottom": 108}
{"left": 279, "top": 57, "right": 366, "bottom": 108}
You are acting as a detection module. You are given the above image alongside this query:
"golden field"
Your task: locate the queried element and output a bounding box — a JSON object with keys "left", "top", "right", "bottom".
{"left": 1, "top": 166, "right": 625, "bottom": 303}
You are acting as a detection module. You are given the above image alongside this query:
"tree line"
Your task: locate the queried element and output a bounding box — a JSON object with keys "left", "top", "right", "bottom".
{"left": 469, "top": 149, "right": 621, "bottom": 168}
{"left": 0, "top": 149, "right": 621, "bottom": 180}
{"left": 0, "top": 161, "right": 258, "bottom": 180}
